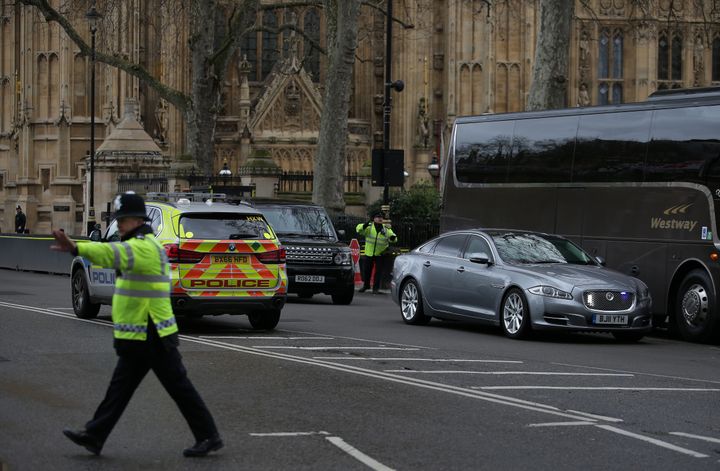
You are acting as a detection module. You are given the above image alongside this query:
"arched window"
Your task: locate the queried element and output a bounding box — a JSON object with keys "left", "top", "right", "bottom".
{"left": 303, "top": 8, "right": 321, "bottom": 81}
{"left": 658, "top": 32, "right": 683, "bottom": 88}
{"left": 713, "top": 36, "right": 720, "bottom": 82}
{"left": 597, "top": 28, "right": 623, "bottom": 105}
{"left": 599, "top": 82, "right": 609, "bottom": 105}
{"left": 671, "top": 35, "right": 683, "bottom": 80}
{"left": 612, "top": 31, "right": 623, "bottom": 78}
{"left": 658, "top": 34, "right": 669, "bottom": 80}
{"left": 598, "top": 29, "right": 609, "bottom": 78}
{"left": 261, "top": 11, "right": 278, "bottom": 80}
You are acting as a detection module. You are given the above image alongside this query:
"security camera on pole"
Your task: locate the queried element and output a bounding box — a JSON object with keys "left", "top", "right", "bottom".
{"left": 371, "top": 0, "right": 404, "bottom": 221}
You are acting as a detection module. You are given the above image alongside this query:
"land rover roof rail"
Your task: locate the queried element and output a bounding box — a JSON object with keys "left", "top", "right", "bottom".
{"left": 146, "top": 192, "right": 227, "bottom": 203}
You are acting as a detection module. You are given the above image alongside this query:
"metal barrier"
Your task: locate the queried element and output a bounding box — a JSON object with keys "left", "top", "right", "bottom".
{"left": 0, "top": 233, "right": 90, "bottom": 275}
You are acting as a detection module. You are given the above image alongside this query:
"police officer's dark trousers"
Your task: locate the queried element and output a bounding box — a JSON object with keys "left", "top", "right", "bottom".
{"left": 362, "top": 254, "right": 387, "bottom": 291}
{"left": 85, "top": 324, "right": 218, "bottom": 443}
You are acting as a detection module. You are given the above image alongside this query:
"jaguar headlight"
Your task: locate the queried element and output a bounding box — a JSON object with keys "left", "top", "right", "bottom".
{"left": 334, "top": 250, "right": 351, "bottom": 265}
{"left": 528, "top": 285, "right": 573, "bottom": 300}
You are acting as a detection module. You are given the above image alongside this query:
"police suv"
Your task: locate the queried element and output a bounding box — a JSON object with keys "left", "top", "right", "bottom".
{"left": 70, "top": 193, "right": 288, "bottom": 329}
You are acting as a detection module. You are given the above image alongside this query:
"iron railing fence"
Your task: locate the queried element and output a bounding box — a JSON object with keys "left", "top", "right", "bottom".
{"left": 117, "top": 175, "right": 169, "bottom": 194}
{"left": 332, "top": 214, "right": 440, "bottom": 252}
{"left": 278, "top": 172, "right": 362, "bottom": 193}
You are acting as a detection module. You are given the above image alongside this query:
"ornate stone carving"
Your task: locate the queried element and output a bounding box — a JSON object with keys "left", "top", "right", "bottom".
{"left": 599, "top": 0, "right": 626, "bottom": 17}
{"left": 416, "top": 97, "right": 430, "bottom": 149}
{"left": 154, "top": 98, "right": 169, "bottom": 144}
{"left": 577, "top": 82, "right": 590, "bottom": 107}
{"left": 284, "top": 81, "right": 301, "bottom": 116}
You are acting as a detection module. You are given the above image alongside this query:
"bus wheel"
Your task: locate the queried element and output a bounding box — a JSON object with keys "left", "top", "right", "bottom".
{"left": 675, "top": 269, "right": 720, "bottom": 343}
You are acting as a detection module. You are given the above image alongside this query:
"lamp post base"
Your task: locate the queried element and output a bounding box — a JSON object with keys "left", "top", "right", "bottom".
{"left": 86, "top": 207, "right": 97, "bottom": 236}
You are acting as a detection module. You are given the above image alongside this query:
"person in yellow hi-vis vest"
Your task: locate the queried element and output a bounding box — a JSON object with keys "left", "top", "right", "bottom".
{"left": 51, "top": 192, "right": 222, "bottom": 458}
{"left": 355, "top": 211, "right": 397, "bottom": 293}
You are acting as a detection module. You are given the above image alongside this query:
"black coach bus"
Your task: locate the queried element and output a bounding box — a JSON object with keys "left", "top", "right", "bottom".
{"left": 441, "top": 86, "right": 720, "bottom": 343}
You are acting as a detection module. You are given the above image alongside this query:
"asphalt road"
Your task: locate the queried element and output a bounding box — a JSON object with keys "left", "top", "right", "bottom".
{"left": 1, "top": 270, "right": 719, "bottom": 470}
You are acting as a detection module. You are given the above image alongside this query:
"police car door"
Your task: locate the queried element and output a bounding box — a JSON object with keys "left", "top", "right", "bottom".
{"left": 87, "top": 219, "right": 120, "bottom": 299}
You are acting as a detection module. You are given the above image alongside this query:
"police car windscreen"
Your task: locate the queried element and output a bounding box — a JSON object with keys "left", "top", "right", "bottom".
{"left": 179, "top": 214, "right": 271, "bottom": 240}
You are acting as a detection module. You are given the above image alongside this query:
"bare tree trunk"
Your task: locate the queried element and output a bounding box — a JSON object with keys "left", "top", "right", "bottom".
{"left": 527, "top": 0, "right": 573, "bottom": 110}
{"left": 187, "top": 0, "right": 222, "bottom": 177}
{"left": 312, "top": 0, "right": 361, "bottom": 214}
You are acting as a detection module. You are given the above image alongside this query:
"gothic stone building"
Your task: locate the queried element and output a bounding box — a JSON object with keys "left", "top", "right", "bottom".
{"left": 1, "top": 0, "right": 719, "bottom": 234}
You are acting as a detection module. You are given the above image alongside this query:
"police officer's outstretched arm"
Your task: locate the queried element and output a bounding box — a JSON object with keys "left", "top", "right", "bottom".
{"left": 51, "top": 228, "right": 133, "bottom": 272}
{"left": 51, "top": 229, "right": 76, "bottom": 253}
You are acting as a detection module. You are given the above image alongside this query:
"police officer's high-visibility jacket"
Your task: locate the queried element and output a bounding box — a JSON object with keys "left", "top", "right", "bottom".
{"left": 355, "top": 222, "right": 397, "bottom": 257}
{"left": 78, "top": 230, "right": 178, "bottom": 341}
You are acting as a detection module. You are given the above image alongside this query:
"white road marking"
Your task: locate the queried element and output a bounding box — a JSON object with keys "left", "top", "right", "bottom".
{"left": 596, "top": 425, "right": 709, "bottom": 458}
{"left": 250, "top": 431, "right": 330, "bottom": 437}
{"left": 1, "top": 299, "right": 711, "bottom": 460}
{"left": 474, "top": 386, "right": 720, "bottom": 391}
{"left": 255, "top": 346, "right": 420, "bottom": 351}
{"left": 565, "top": 410, "right": 623, "bottom": 423}
{"left": 552, "top": 361, "right": 720, "bottom": 385}
{"left": 312, "top": 357, "right": 523, "bottom": 363}
{"left": 47, "top": 307, "right": 75, "bottom": 310}
{"left": 326, "top": 436, "right": 396, "bottom": 471}
{"left": 528, "top": 421, "right": 595, "bottom": 427}
{"left": 669, "top": 432, "right": 720, "bottom": 444}
{"left": 200, "top": 336, "right": 334, "bottom": 340}
{"left": 278, "top": 328, "right": 431, "bottom": 349}
{"left": 387, "top": 370, "right": 633, "bottom": 376}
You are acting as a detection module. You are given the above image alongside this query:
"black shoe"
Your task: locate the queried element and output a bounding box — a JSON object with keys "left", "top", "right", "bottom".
{"left": 359, "top": 287, "right": 368, "bottom": 293}
{"left": 183, "top": 436, "right": 224, "bottom": 457}
{"left": 63, "top": 428, "right": 103, "bottom": 456}
{"left": 372, "top": 289, "right": 381, "bottom": 294}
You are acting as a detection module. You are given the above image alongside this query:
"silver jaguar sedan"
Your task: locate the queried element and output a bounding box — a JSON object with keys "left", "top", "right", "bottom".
{"left": 390, "top": 229, "right": 652, "bottom": 341}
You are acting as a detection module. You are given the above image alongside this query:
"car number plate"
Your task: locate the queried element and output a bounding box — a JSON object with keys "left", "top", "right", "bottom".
{"left": 296, "top": 275, "right": 325, "bottom": 283}
{"left": 212, "top": 255, "right": 249, "bottom": 264}
{"left": 593, "top": 314, "right": 628, "bottom": 325}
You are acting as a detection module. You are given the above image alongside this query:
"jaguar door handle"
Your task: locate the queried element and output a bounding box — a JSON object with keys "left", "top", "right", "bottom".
{"left": 457, "top": 266, "right": 465, "bottom": 273}
{"left": 423, "top": 261, "right": 431, "bottom": 268}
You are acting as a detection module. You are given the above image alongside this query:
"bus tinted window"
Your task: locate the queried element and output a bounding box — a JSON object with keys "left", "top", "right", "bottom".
{"left": 508, "top": 116, "right": 577, "bottom": 183}
{"left": 645, "top": 105, "right": 720, "bottom": 182}
{"left": 573, "top": 111, "right": 650, "bottom": 182}
{"left": 455, "top": 121, "right": 515, "bottom": 183}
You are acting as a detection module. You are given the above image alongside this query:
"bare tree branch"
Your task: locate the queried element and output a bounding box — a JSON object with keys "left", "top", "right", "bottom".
{"left": 18, "top": 0, "right": 190, "bottom": 112}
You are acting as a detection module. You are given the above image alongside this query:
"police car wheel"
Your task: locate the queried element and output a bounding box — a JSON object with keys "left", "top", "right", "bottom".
{"left": 71, "top": 270, "right": 100, "bottom": 319}
{"left": 248, "top": 309, "right": 281, "bottom": 330}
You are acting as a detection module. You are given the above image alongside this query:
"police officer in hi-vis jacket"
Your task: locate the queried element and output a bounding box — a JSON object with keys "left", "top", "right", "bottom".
{"left": 51, "top": 192, "right": 222, "bottom": 458}
{"left": 356, "top": 211, "right": 397, "bottom": 293}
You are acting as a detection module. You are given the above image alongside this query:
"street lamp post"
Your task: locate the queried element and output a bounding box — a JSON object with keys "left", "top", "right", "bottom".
{"left": 86, "top": 2, "right": 101, "bottom": 235}
{"left": 382, "top": 0, "right": 404, "bottom": 219}
{"left": 427, "top": 153, "right": 440, "bottom": 188}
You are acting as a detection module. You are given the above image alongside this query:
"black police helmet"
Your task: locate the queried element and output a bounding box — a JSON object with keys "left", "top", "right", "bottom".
{"left": 371, "top": 211, "right": 383, "bottom": 219}
{"left": 113, "top": 192, "right": 151, "bottom": 221}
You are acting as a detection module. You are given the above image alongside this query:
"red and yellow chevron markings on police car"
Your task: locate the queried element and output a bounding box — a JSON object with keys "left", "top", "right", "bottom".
{"left": 172, "top": 239, "right": 285, "bottom": 298}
